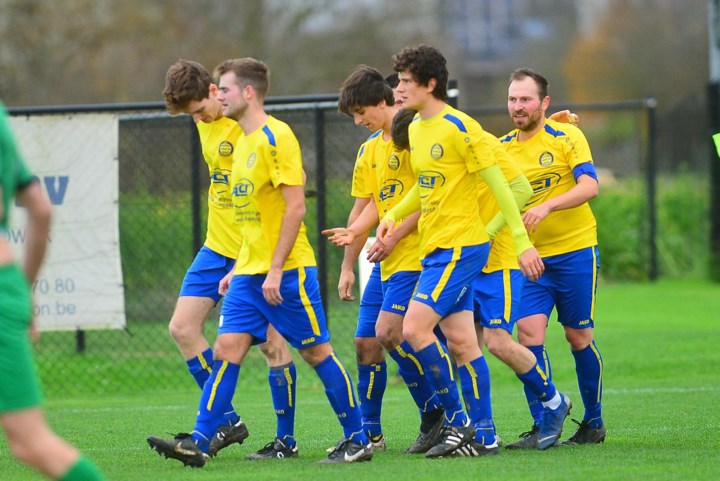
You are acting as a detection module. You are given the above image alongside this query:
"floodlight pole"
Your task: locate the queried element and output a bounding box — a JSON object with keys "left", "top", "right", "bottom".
{"left": 709, "top": 0, "right": 720, "bottom": 281}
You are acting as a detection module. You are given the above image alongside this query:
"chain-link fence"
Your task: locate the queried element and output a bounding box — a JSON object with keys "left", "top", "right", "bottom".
{"left": 8, "top": 97, "right": 665, "bottom": 398}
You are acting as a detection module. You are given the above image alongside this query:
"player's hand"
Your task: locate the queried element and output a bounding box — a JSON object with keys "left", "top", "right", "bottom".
{"left": 218, "top": 271, "right": 233, "bottom": 296}
{"left": 548, "top": 109, "right": 579, "bottom": 124}
{"left": 262, "top": 268, "right": 284, "bottom": 306}
{"left": 367, "top": 237, "right": 392, "bottom": 263}
{"left": 518, "top": 247, "right": 544, "bottom": 282}
{"left": 321, "top": 227, "right": 356, "bottom": 246}
{"left": 522, "top": 204, "right": 551, "bottom": 234}
{"left": 376, "top": 218, "right": 396, "bottom": 244}
{"left": 338, "top": 268, "right": 356, "bottom": 301}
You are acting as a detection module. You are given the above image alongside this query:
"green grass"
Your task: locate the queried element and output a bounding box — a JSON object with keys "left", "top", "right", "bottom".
{"left": 2, "top": 280, "right": 720, "bottom": 480}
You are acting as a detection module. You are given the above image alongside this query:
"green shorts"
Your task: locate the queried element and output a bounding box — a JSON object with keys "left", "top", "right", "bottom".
{"left": 0, "top": 264, "right": 43, "bottom": 412}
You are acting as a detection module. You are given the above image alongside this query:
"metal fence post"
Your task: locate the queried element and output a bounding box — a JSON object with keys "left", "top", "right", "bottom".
{"left": 646, "top": 97, "right": 658, "bottom": 281}
{"left": 314, "top": 107, "right": 329, "bottom": 314}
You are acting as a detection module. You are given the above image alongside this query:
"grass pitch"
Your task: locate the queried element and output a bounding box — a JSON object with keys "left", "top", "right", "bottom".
{"left": 1, "top": 279, "right": 719, "bottom": 480}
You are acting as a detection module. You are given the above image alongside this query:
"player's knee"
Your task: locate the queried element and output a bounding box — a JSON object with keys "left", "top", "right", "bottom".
{"left": 565, "top": 327, "right": 592, "bottom": 351}
{"left": 401, "top": 323, "right": 421, "bottom": 346}
{"left": 168, "top": 317, "right": 199, "bottom": 344}
{"left": 487, "top": 338, "right": 512, "bottom": 362}
{"left": 6, "top": 430, "right": 43, "bottom": 467}
{"left": 259, "top": 340, "right": 292, "bottom": 366}
{"left": 374, "top": 326, "right": 400, "bottom": 351}
{"left": 299, "top": 342, "right": 333, "bottom": 367}
{"left": 354, "top": 337, "right": 384, "bottom": 364}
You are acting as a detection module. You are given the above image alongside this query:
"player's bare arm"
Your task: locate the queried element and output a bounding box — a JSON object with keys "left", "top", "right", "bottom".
{"left": 322, "top": 196, "right": 379, "bottom": 247}
{"left": 366, "top": 209, "right": 420, "bottom": 263}
{"left": 522, "top": 173, "right": 598, "bottom": 234}
{"left": 264, "top": 183, "right": 306, "bottom": 306}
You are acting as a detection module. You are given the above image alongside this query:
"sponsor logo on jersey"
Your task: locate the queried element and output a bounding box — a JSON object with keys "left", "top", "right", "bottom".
{"left": 418, "top": 170, "right": 446, "bottom": 198}
{"left": 528, "top": 173, "right": 562, "bottom": 200}
{"left": 379, "top": 179, "right": 404, "bottom": 201}
{"left": 232, "top": 178, "right": 255, "bottom": 207}
{"left": 210, "top": 168, "right": 231, "bottom": 186}
{"left": 218, "top": 141, "right": 234, "bottom": 156}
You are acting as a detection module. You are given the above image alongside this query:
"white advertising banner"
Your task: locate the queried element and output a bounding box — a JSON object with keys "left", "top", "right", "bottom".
{"left": 8, "top": 113, "right": 126, "bottom": 331}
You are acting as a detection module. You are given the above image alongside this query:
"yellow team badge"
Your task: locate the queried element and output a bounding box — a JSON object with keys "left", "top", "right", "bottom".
{"left": 218, "top": 141, "right": 234, "bottom": 157}
{"left": 539, "top": 151, "right": 554, "bottom": 167}
{"left": 388, "top": 154, "right": 400, "bottom": 170}
{"left": 430, "top": 143, "right": 444, "bottom": 160}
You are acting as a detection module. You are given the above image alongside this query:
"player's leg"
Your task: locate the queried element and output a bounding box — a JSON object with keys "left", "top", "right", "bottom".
{"left": 377, "top": 270, "right": 443, "bottom": 453}
{"left": 169, "top": 247, "right": 241, "bottom": 427}
{"left": 557, "top": 246, "right": 605, "bottom": 445}
{"left": 2, "top": 409, "right": 105, "bottom": 480}
{"left": 268, "top": 267, "right": 371, "bottom": 464}
{"left": 406, "top": 245, "right": 489, "bottom": 458}
{"left": 438, "top": 309, "right": 495, "bottom": 457}
{"left": 475, "top": 268, "right": 567, "bottom": 450}
{"left": 0, "top": 270, "right": 106, "bottom": 480}
{"left": 252, "top": 324, "right": 299, "bottom": 458}
{"left": 169, "top": 296, "right": 215, "bottom": 386}
{"left": 353, "top": 266, "right": 387, "bottom": 448}
{"left": 148, "top": 274, "right": 262, "bottom": 467}
{"left": 512, "top": 265, "right": 556, "bottom": 441}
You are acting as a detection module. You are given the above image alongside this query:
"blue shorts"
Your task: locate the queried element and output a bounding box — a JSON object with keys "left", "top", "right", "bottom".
{"left": 355, "top": 264, "right": 383, "bottom": 338}
{"left": 518, "top": 246, "right": 600, "bottom": 328}
{"left": 219, "top": 267, "right": 330, "bottom": 349}
{"left": 473, "top": 269, "right": 526, "bottom": 334}
{"left": 413, "top": 244, "right": 489, "bottom": 318}
{"left": 179, "top": 246, "right": 236, "bottom": 302}
{"left": 381, "top": 270, "right": 420, "bottom": 315}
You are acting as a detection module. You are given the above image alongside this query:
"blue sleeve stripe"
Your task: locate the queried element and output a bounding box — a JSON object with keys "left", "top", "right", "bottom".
{"left": 544, "top": 123, "right": 566, "bottom": 137}
{"left": 442, "top": 113, "right": 467, "bottom": 133}
{"left": 262, "top": 125, "right": 276, "bottom": 147}
{"left": 358, "top": 144, "right": 366, "bottom": 157}
{"left": 573, "top": 162, "right": 598, "bottom": 182}
{"left": 500, "top": 132, "right": 517, "bottom": 143}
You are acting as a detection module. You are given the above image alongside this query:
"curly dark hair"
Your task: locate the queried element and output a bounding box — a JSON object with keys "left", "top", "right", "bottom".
{"left": 392, "top": 45, "right": 448, "bottom": 100}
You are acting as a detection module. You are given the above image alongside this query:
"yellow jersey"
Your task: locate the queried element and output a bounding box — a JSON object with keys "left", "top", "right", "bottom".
{"left": 196, "top": 117, "right": 243, "bottom": 258}
{"left": 408, "top": 105, "right": 497, "bottom": 256}
{"left": 231, "top": 116, "right": 316, "bottom": 274}
{"left": 354, "top": 129, "right": 421, "bottom": 280}
{"left": 499, "top": 119, "right": 597, "bottom": 256}
{"left": 477, "top": 135, "right": 524, "bottom": 272}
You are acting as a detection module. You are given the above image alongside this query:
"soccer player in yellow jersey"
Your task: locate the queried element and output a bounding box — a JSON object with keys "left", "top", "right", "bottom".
{"left": 149, "top": 58, "right": 371, "bottom": 466}
{"left": 501, "top": 68, "right": 606, "bottom": 447}
{"left": 147, "top": 60, "right": 297, "bottom": 464}
{"left": 323, "top": 65, "right": 445, "bottom": 453}
{"left": 390, "top": 109, "right": 573, "bottom": 454}
{"left": 376, "top": 44, "right": 570, "bottom": 456}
